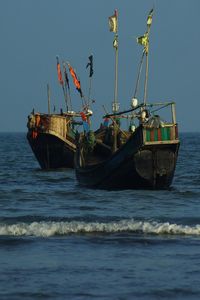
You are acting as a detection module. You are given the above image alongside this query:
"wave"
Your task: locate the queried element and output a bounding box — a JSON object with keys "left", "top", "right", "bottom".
{"left": 1, "top": 219, "right": 200, "bottom": 237}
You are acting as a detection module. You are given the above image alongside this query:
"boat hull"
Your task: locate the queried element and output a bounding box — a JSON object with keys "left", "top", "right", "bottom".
{"left": 75, "top": 127, "right": 180, "bottom": 190}
{"left": 27, "top": 132, "right": 75, "bottom": 169}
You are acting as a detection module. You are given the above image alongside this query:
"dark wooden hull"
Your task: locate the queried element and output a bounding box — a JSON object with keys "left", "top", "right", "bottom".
{"left": 27, "top": 132, "right": 75, "bottom": 169}
{"left": 75, "top": 126, "right": 180, "bottom": 190}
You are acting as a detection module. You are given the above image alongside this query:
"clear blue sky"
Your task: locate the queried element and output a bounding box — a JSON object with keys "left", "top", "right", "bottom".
{"left": 0, "top": 0, "right": 199, "bottom": 132}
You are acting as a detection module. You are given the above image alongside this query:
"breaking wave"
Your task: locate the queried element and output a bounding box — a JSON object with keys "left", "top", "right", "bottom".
{"left": 1, "top": 219, "right": 200, "bottom": 237}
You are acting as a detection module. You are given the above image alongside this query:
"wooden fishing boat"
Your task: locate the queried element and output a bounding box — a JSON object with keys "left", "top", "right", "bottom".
{"left": 27, "top": 111, "right": 77, "bottom": 169}
{"left": 27, "top": 56, "right": 91, "bottom": 170}
{"left": 75, "top": 103, "right": 180, "bottom": 189}
{"left": 75, "top": 9, "right": 180, "bottom": 189}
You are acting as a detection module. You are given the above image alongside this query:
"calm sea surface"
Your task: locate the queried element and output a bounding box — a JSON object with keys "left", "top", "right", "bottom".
{"left": 0, "top": 132, "right": 200, "bottom": 299}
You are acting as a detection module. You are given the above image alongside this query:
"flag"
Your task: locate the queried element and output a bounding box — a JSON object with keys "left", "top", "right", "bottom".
{"left": 86, "top": 55, "right": 93, "bottom": 77}
{"left": 68, "top": 63, "right": 83, "bottom": 97}
{"left": 64, "top": 68, "right": 70, "bottom": 90}
{"left": 137, "top": 34, "right": 148, "bottom": 47}
{"left": 80, "top": 111, "right": 87, "bottom": 122}
{"left": 113, "top": 36, "right": 118, "bottom": 49}
{"left": 147, "top": 8, "right": 153, "bottom": 27}
{"left": 137, "top": 33, "right": 149, "bottom": 53}
{"left": 80, "top": 112, "right": 90, "bottom": 132}
{"left": 63, "top": 63, "right": 70, "bottom": 90}
{"left": 56, "top": 56, "right": 63, "bottom": 85}
{"left": 109, "top": 9, "right": 118, "bottom": 33}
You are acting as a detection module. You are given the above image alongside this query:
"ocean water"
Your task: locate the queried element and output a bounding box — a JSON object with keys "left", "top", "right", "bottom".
{"left": 0, "top": 132, "right": 200, "bottom": 299}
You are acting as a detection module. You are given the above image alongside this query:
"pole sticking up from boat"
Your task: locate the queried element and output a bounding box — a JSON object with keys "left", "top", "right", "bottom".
{"left": 133, "top": 50, "right": 145, "bottom": 99}
{"left": 47, "top": 83, "right": 51, "bottom": 114}
{"left": 56, "top": 55, "right": 68, "bottom": 111}
{"left": 67, "top": 62, "right": 88, "bottom": 109}
{"left": 137, "top": 9, "right": 154, "bottom": 106}
{"left": 86, "top": 54, "right": 94, "bottom": 107}
{"left": 102, "top": 105, "right": 128, "bottom": 139}
{"left": 63, "top": 61, "right": 72, "bottom": 111}
{"left": 109, "top": 9, "right": 119, "bottom": 114}
{"left": 109, "top": 9, "right": 119, "bottom": 152}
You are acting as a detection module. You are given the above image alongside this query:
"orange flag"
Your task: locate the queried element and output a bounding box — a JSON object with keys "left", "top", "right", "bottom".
{"left": 80, "top": 111, "right": 87, "bottom": 122}
{"left": 68, "top": 63, "right": 83, "bottom": 97}
{"left": 69, "top": 65, "right": 80, "bottom": 90}
{"left": 56, "top": 56, "right": 63, "bottom": 85}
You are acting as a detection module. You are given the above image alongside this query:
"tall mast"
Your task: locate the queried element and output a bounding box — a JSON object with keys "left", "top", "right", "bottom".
{"left": 86, "top": 54, "right": 94, "bottom": 108}
{"left": 63, "top": 61, "right": 72, "bottom": 111}
{"left": 47, "top": 83, "right": 51, "bottom": 114}
{"left": 109, "top": 9, "right": 119, "bottom": 152}
{"left": 113, "top": 29, "right": 119, "bottom": 113}
{"left": 109, "top": 9, "right": 119, "bottom": 113}
{"left": 143, "top": 47, "right": 149, "bottom": 105}
{"left": 56, "top": 56, "right": 68, "bottom": 111}
{"left": 137, "top": 9, "right": 154, "bottom": 106}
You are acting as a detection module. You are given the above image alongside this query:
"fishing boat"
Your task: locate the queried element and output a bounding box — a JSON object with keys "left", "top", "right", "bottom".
{"left": 75, "top": 9, "right": 180, "bottom": 189}
{"left": 27, "top": 110, "right": 77, "bottom": 169}
{"left": 27, "top": 57, "right": 92, "bottom": 170}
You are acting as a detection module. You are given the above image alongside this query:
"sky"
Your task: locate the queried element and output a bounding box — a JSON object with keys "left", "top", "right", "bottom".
{"left": 0, "top": 0, "right": 199, "bottom": 132}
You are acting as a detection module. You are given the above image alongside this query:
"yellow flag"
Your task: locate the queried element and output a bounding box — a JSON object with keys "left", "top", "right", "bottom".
{"left": 109, "top": 10, "right": 118, "bottom": 33}
{"left": 137, "top": 33, "right": 148, "bottom": 47}
{"left": 147, "top": 8, "right": 153, "bottom": 27}
{"left": 113, "top": 36, "right": 118, "bottom": 48}
{"left": 137, "top": 33, "right": 149, "bottom": 53}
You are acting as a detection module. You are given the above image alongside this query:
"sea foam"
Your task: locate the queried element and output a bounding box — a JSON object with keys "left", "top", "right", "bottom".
{"left": 0, "top": 219, "right": 200, "bottom": 237}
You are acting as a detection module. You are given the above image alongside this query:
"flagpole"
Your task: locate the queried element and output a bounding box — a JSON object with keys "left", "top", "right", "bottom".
{"left": 88, "top": 77, "right": 92, "bottom": 106}
{"left": 108, "top": 9, "right": 119, "bottom": 152}
{"left": 47, "top": 83, "right": 51, "bottom": 114}
{"left": 143, "top": 49, "right": 149, "bottom": 105}
{"left": 134, "top": 50, "right": 145, "bottom": 98}
{"left": 113, "top": 32, "right": 119, "bottom": 152}
{"left": 56, "top": 56, "right": 68, "bottom": 111}
{"left": 62, "top": 63, "right": 69, "bottom": 111}
{"left": 67, "top": 62, "right": 87, "bottom": 109}
{"left": 68, "top": 89, "right": 72, "bottom": 111}
{"left": 65, "top": 86, "right": 72, "bottom": 111}
{"left": 86, "top": 54, "right": 94, "bottom": 109}
{"left": 137, "top": 9, "right": 153, "bottom": 107}
{"left": 63, "top": 61, "right": 73, "bottom": 111}
{"left": 114, "top": 33, "right": 119, "bottom": 112}
{"left": 143, "top": 25, "right": 151, "bottom": 106}
{"left": 63, "top": 61, "right": 72, "bottom": 111}
{"left": 62, "top": 85, "right": 68, "bottom": 111}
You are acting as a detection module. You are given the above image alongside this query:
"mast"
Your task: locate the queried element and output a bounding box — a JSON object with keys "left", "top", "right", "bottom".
{"left": 109, "top": 9, "right": 119, "bottom": 152}
{"left": 137, "top": 9, "right": 154, "bottom": 106}
{"left": 109, "top": 9, "right": 119, "bottom": 113}
{"left": 144, "top": 10, "right": 153, "bottom": 105}
{"left": 143, "top": 47, "right": 149, "bottom": 105}
{"left": 113, "top": 32, "right": 119, "bottom": 113}
{"left": 86, "top": 54, "right": 94, "bottom": 107}
{"left": 63, "top": 61, "right": 72, "bottom": 111}
{"left": 56, "top": 56, "right": 68, "bottom": 111}
{"left": 47, "top": 83, "right": 51, "bottom": 114}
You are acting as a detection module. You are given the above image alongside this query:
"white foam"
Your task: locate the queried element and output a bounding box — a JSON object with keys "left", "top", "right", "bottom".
{"left": 0, "top": 219, "right": 200, "bottom": 237}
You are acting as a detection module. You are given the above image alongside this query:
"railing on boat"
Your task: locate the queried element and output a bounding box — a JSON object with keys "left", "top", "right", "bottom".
{"left": 142, "top": 102, "right": 179, "bottom": 144}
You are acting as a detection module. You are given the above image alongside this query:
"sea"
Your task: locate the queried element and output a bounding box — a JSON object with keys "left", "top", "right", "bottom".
{"left": 0, "top": 132, "right": 200, "bottom": 300}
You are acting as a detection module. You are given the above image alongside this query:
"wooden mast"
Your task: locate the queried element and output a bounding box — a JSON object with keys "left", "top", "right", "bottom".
{"left": 143, "top": 9, "right": 153, "bottom": 106}
{"left": 109, "top": 9, "right": 119, "bottom": 152}
{"left": 113, "top": 31, "right": 119, "bottom": 114}
{"left": 47, "top": 83, "right": 51, "bottom": 114}
{"left": 143, "top": 48, "right": 149, "bottom": 105}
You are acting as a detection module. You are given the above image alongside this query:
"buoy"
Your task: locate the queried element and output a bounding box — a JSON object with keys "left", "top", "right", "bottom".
{"left": 131, "top": 98, "right": 138, "bottom": 108}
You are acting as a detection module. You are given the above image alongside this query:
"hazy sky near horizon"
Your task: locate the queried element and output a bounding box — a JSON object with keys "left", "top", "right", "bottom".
{"left": 0, "top": 0, "right": 199, "bottom": 132}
